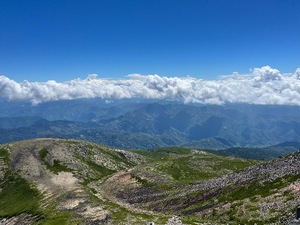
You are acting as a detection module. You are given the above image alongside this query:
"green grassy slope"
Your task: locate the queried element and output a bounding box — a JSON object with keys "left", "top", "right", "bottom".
{"left": 1, "top": 140, "right": 299, "bottom": 224}
{"left": 131, "top": 147, "right": 258, "bottom": 183}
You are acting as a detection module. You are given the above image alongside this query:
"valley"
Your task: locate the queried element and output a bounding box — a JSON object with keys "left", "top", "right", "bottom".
{"left": 2, "top": 100, "right": 300, "bottom": 152}
{"left": 0, "top": 138, "right": 300, "bottom": 224}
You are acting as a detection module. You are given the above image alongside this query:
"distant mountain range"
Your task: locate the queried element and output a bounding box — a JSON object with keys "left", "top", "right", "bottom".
{"left": 208, "top": 141, "right": 300, "bottom": 160}
{"left": 1, "top": 99, "right": 300, "bottom": 153}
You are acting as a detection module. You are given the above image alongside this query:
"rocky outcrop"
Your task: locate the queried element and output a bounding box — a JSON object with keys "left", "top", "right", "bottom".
{"left": 0, "top": 213, "right": 35, "bottom": 225}
{"left": 193, "top": 151, "right": 300, "bottom": 192}
{"left": 165, "top": 216, "right": 184, "bottom": 225}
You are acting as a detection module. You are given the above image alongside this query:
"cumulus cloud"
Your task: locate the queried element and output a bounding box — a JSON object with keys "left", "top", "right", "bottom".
{"left": 1, "top": 65, "right": 300, "bottom": 105}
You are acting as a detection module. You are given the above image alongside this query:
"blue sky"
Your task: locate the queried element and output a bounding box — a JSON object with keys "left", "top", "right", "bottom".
{"left": 0, "top": 0, "right": 299, "bottom": 82}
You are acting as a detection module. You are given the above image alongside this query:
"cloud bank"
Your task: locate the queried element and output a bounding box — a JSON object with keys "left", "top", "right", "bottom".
{"left": 1, "top": 66, "right": 300, "bottom": 105}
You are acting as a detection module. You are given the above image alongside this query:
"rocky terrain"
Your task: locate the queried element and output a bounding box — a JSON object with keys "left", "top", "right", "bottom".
{"left": 0, "top": 138, "right": 300, "bottom": 224}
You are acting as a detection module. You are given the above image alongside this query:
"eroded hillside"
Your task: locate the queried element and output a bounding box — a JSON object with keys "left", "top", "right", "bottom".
{"left": 0, "top": 139, "right": 299, "bottom": 224}
{"left": 0, "top": 138, "right": 158, "bottom": 224}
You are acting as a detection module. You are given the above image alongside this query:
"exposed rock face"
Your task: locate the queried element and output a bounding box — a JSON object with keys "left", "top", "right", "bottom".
{"left": 165, "top": 216, "right": 184, "bottom": 225}
{"left": 193, "top": 151, "right": 300, "bottom": 191}
{"left": 50, "top": 171, "right": 78, "bottom": 190}
{"left": 0, "top": 138, "right": 149, "bottom": 225}
{"left": 0, "top": 158, "right": 5, "bottom": 180}
{"left": 0, "top": 214, "right": 35, "bottom": 225}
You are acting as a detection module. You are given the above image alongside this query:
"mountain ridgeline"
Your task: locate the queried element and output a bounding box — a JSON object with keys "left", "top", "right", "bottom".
{"left": 0, "top": 139, "right": 300, "bottom": 224}
{"left": 1, "top": 99, "right": 300, "bottom": 151}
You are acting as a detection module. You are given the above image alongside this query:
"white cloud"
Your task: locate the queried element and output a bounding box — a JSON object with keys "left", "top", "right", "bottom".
{"left": 1, "top": 65, "right": 300, "bottom": 105}
{"left": 295, "top": 68, "right": 300, "bottom": 79}
{"left": 252, "top": 65, "right": 283, "bottom": 81}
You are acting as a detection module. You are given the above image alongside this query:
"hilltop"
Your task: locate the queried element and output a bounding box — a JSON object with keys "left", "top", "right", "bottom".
{"left": 0, "top": 139, "right": 300, "bottom": 224}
